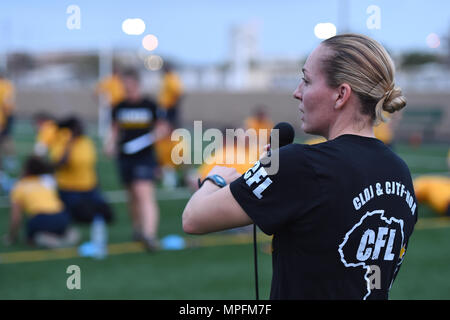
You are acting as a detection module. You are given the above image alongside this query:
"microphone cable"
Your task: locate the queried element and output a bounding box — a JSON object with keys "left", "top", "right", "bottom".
{"left": 252, "top": 122, "right": 294, "bottom": 300}
{"left": 253, "top": 223, "right": 259, "bottom": 300}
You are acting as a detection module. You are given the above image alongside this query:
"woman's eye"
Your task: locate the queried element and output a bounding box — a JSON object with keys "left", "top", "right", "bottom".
{"left": 302, "top": 77, "right": 309, "bottom": 84}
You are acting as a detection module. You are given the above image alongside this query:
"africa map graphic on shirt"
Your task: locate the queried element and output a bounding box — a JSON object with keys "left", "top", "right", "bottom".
{"left": 338, "top": 210, "right": 405, "bottom": 299}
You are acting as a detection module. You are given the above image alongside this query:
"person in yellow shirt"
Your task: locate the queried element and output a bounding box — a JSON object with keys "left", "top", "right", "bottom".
{"left": 245, "top": 105, "right": 274, "bottom": 154}
{"left": 186, "top": 132, "right": 258, "bottom": 190}
{"left": 412, "top": 148, "right": 450, "bottom": 217}
{"left": 373, "top": 110, "right": 402, "bottom": 147}
{"left": 155, "top": 63, "right": 184, "bottom": 187}
{"left": 197, "top": 144, "right": 257, "bottom": 181}
{"left": 154, "top": 122, "right": 182, "bottom": 189}
{"left": 414, "top": 175, "right": 450, "bottom": 217}
{"left": 0, "top": 72, "right": 15, "bottom": 136}
{"left": 0, "top": 73, "right": 17, "bottom": 176}
{"left": 95, "top": 68, "right": 126, "bottom": 109}
{"left": 373, "top": 121, "right": 393, "bottom": 146}
{"left": 185, "top": 132, "right": 258, "bottom": 234}
{"left": 304, "top": 136, "right": 327, "bottom": 145}
{"left": 50, "top": 116, "right": 114, "bottom": 224}
{"left": 32, "top": 112, "right": 59, "bottom": 156}
{"left": 4, "top": 156, "right": 79, "bottom": 248}
{"left": 158, "top": 63, "right": 183, "bottom": 127}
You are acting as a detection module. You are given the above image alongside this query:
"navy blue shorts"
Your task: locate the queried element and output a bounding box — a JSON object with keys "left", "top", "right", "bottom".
{"left": 59, "top": 188, "right": 114, "bottom": 223}
{"left": 26, "top": 211, "right": 71, "bottom": 240}
{"left": 117, "top": 151, "right": 158, "bottom": 185}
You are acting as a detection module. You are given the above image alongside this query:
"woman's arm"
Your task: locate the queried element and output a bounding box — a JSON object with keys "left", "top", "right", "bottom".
{"left": 153, "top": 120, "right": 171, "bottom": 141}
{"left": 182, "top": 166, "right": 252, "bottom": 234}
{"left": 103, "top": 122, "right": 118, "bottom": 157}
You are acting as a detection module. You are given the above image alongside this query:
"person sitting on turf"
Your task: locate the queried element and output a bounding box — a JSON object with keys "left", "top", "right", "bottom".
{"left": 413, "top": 150, "right": 450, "bottom": 217}
{"left": 3, "top": 156, "right": 79, "bottom": 248}
{"left": 414, "top": 175, "right": 450, "bottom": 217}
{"left": 49, "top": 116, "right": 114, "bottom": 224}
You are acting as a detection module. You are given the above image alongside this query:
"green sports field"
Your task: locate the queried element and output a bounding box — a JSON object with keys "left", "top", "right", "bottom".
{"left": 0, "top": 120, "right": 449, "bottom": 299}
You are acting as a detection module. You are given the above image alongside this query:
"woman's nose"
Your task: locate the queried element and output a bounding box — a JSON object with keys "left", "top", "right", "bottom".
{"left": 293, "top": 83, "right": 303, "bottom": 101}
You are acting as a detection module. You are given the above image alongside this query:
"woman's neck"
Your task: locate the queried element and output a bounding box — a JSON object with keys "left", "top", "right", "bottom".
{"left": 328, "top": 126, "right": 375, "bottom": 140}
{"left": 326, "top": 110, "right": 375, "bottom": 140}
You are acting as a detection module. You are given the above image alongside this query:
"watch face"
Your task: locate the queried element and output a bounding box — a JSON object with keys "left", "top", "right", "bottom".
{"left": 211, "top": 174, "right": 226, "bottom": 187}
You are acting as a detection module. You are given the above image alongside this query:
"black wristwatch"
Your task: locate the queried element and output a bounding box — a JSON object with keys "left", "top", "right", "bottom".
{"left": 198, "top": 174, "right": 227, "bottom": 188}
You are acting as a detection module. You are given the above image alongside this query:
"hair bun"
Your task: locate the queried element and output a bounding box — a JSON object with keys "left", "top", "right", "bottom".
{"left": 383, "top": 86, "right": 406, "bottom": 113}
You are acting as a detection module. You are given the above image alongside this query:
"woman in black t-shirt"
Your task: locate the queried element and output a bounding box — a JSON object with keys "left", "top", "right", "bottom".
{"left": 182, "top": 34, "right": 417, "bottom": 299}
{"left": 104, "top": 69, "right": 168, "bottom": 251}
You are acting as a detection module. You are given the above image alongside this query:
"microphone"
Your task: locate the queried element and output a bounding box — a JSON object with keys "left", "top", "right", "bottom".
{"left": 268, "top": 122, "right": 295, "bottom": 155}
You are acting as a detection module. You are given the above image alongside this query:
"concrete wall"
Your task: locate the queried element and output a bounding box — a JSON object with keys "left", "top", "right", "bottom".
{"left": 15, "top": 88, "right": 450, "bottom": 142}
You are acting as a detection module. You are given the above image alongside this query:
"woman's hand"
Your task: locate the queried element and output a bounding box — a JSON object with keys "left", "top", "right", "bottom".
{"left": 103, "top": 140, "right": 116, "bottom": 157}
{"left": 154, "top": 120, "right": 171, "bottom": 141}
{"left": 259, "top": 144, "right": 271, "bottom": 159}
{"left": 103, "top": 124, "right": 118, "bottom": 157}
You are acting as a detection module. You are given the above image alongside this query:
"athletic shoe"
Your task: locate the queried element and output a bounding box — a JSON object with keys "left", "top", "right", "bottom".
{"left": 34, "top": 228, "right": 80, "bottom": 249}
{"left": 132, "top": 230, "right": 144, "bottom": 242}
{"left": 142, "top": 236, "right": 160, "bottom": 252}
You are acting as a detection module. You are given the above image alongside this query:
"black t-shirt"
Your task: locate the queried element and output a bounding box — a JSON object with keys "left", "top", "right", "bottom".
{"left": 230, "top": 135, "right": 418, "bottom": 300}
{"left": 112, "top": 98, "right": 158, "bottom": 156}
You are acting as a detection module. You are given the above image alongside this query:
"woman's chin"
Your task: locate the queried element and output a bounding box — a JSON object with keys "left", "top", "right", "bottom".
{"left": 301, "top": 122, "right": 310, "bottom": 133}
{"left": 302, "top": 124, "right": 320, "bottom": 136}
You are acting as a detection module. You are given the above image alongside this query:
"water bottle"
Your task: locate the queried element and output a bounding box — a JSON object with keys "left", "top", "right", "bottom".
{"left": 91, "top": 215, "right": 107, "bottom": 259}
{"left": 161, "top": 234, "right": 185, "bottom": 250}
{"left": 0, "top": 171, "right": 15, "bottom": 194}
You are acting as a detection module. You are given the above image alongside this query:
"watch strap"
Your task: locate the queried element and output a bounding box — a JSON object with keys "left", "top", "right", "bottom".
{"left": 199, "top": 174, "right": 227, "bottom": 188}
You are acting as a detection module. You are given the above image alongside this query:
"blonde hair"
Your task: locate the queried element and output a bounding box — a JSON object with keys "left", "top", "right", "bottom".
{"left": 321, "top": 33, "right": 406, "bottom": 123}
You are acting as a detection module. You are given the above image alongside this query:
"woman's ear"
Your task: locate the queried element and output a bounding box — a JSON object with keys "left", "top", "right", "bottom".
{"left": 334, "top": 83, "right": 352, "bottom": 110}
